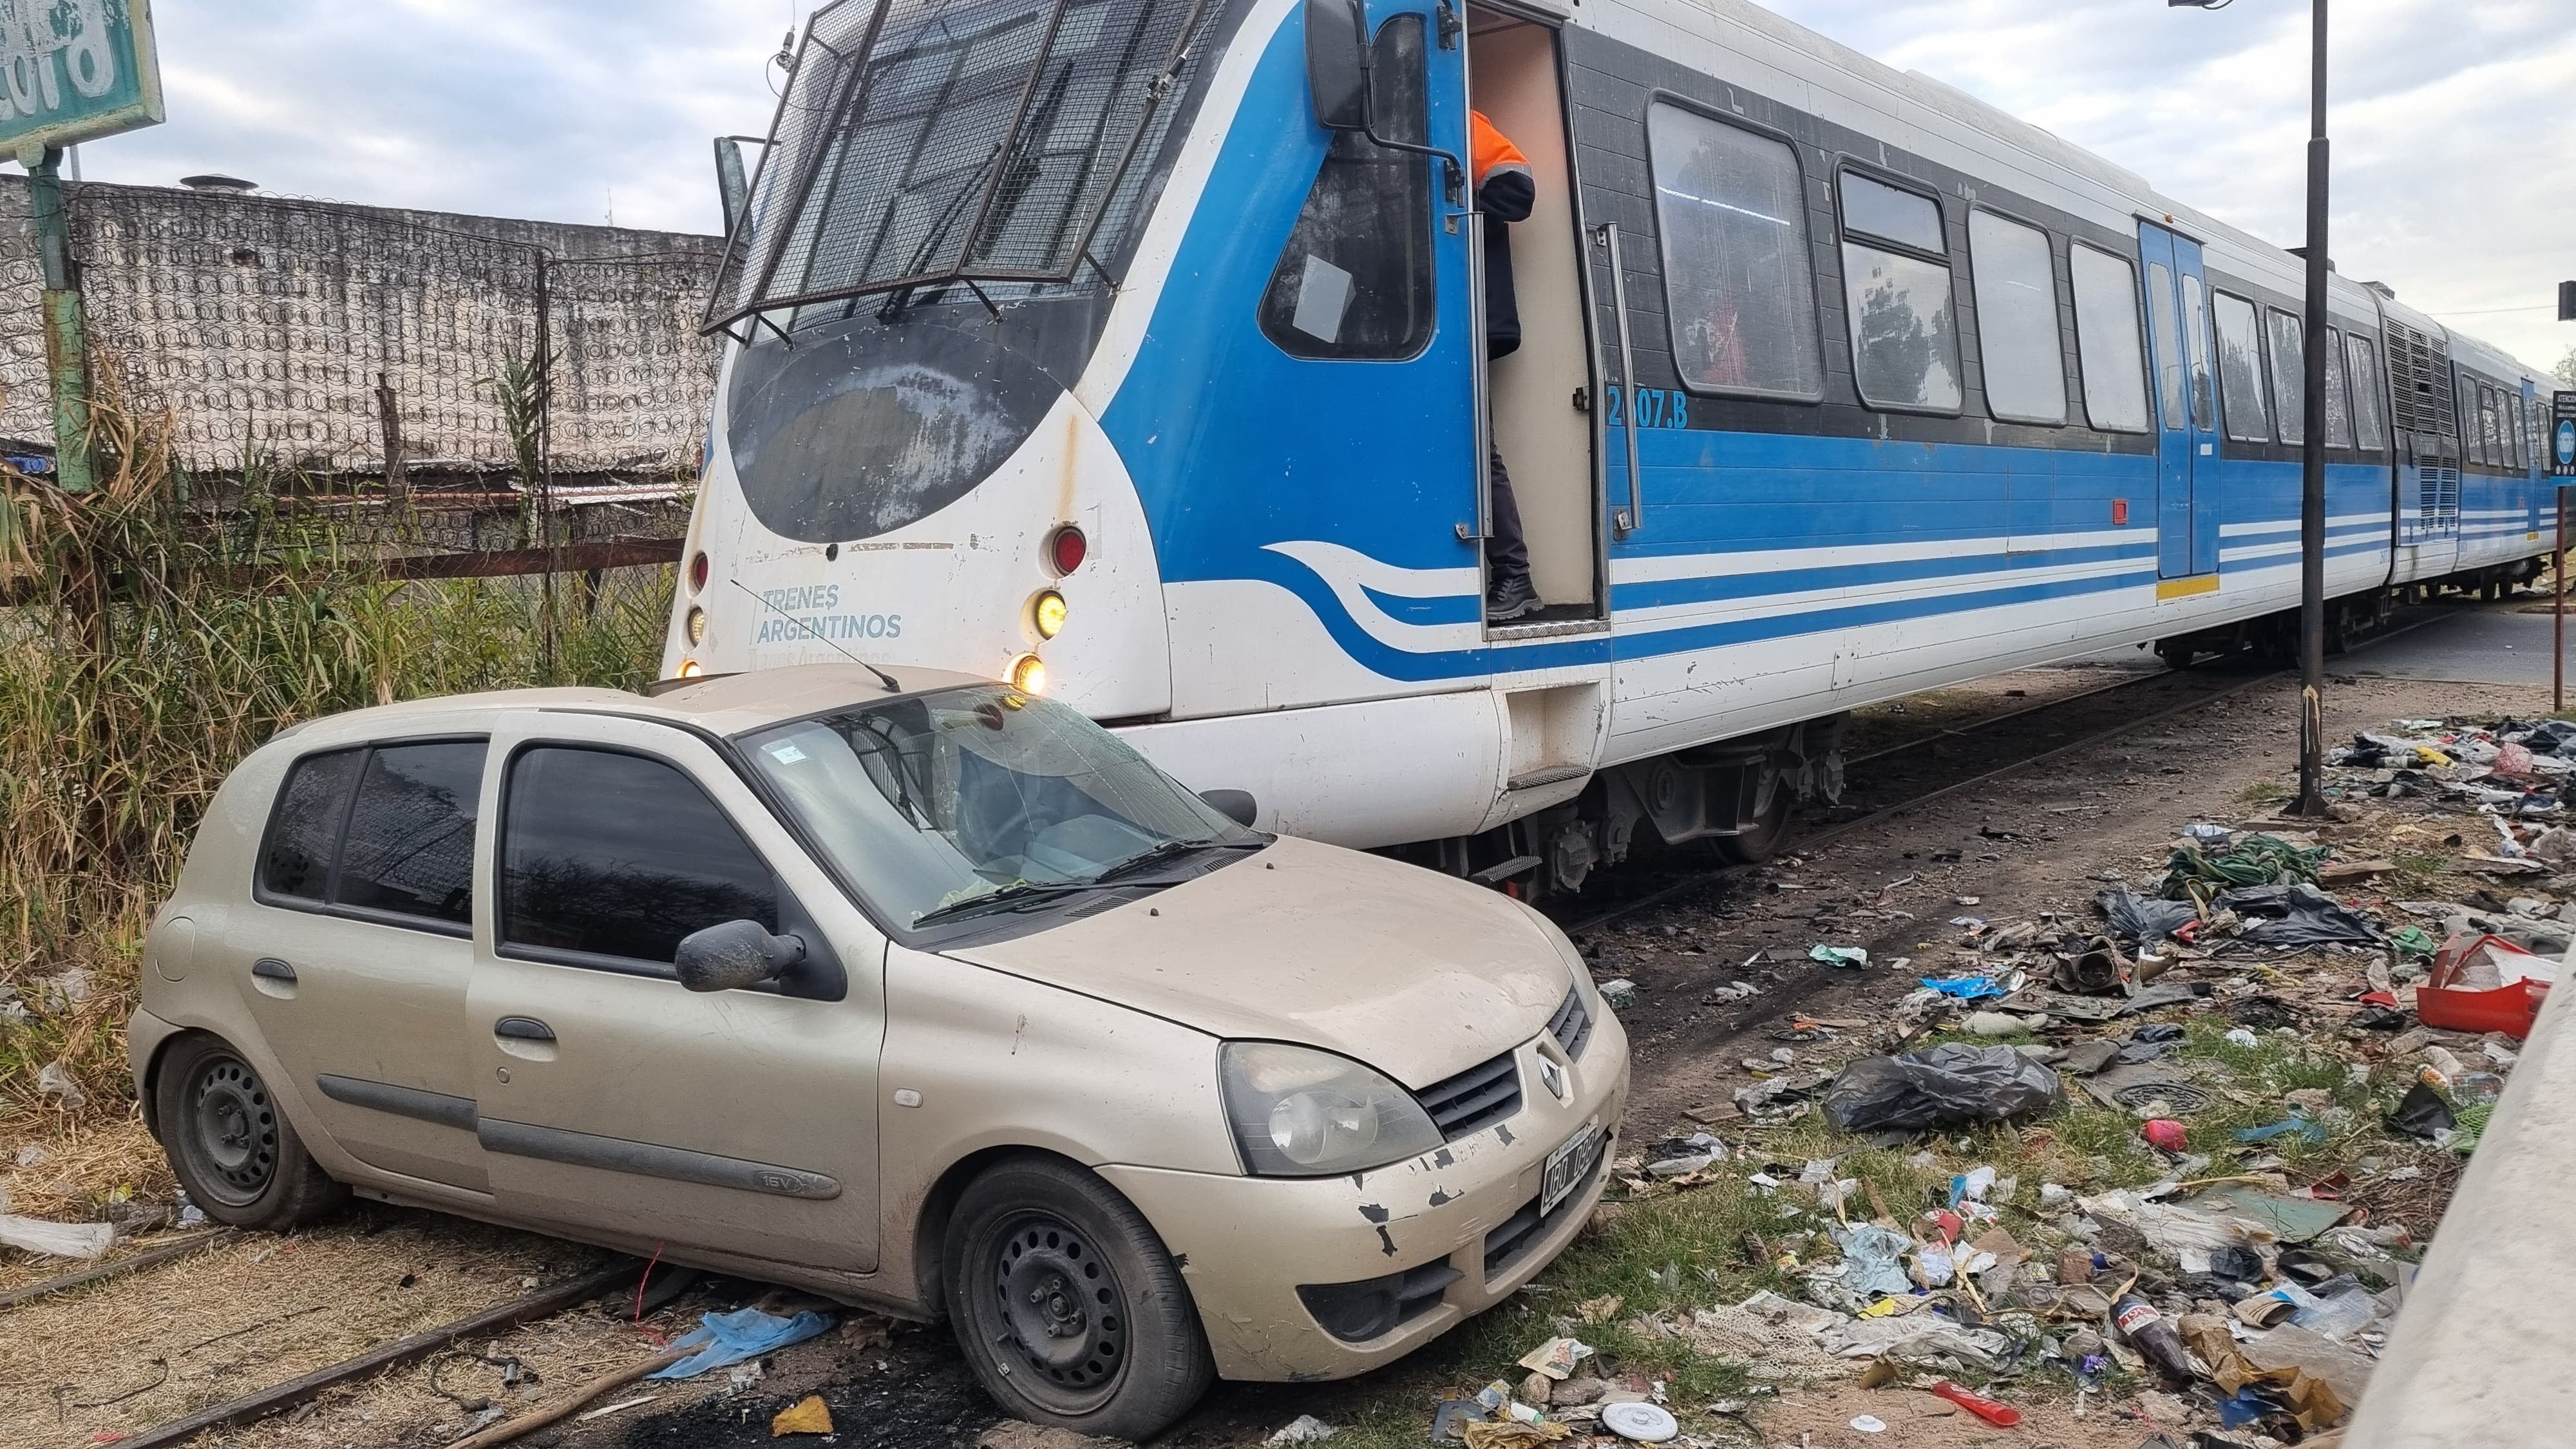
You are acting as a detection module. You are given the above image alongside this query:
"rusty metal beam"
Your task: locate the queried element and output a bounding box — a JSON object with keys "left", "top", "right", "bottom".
{"left": 117, "top": 1258, "right": 636, "bottom": 1449}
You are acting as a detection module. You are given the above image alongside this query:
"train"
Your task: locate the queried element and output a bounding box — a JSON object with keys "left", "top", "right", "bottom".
{"left": 662, "top": 0, "right": 2559, "bottom": 895}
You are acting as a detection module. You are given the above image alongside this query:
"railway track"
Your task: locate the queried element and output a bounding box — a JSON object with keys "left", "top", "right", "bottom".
{"left": 1557, "top": 605, "right": 2460, "bottom": 936}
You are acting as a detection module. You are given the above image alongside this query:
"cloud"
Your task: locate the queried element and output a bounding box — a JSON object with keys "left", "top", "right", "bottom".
{"left": 61, "top": 1, "right": 2576, "bottom": 367}
{"left": 1768, "top": 0, "right": 2576, "bottom": 368}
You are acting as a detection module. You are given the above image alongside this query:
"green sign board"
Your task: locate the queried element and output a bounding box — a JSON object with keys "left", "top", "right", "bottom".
{"left": 0, "top": 0, "right": 164, "bottom": 161}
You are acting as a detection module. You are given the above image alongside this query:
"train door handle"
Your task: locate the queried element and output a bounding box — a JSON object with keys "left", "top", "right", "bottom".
{"left": 1593, "top": 222, "right": 1643, "bottom": 539}
{"left": 493, "top": 1016, "right": 556, "bottom": 1043}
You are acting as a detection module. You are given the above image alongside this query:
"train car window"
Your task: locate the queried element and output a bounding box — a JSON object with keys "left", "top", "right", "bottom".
{"left": 2485, "top": 387, "right": 2508, "bottom": 467}
{"left": 2179, "top": 274, "right": 2215, "bottom": 432}
{"left": 2211, "top": 292, "right": 2271, "bottom": 443}
{"left": 1838, "top": 173, "right": 1943, "bottom": 254}
{"left": 2266, "top": 309, "right": 2304, "bottom": 446}
{"left": 1257, "top": 14, "right": 1432, "bottom": 361}
{"left": 2323, "top": 330, "right": 2355, "bottom": 449}
{"left": 1647, "top": 106, "right": 1824, "bottom": 401}
{"left": 2512, "top": 393, "right": 2532, "bottom": 469}
{"left": 2344, "top": 333, "right": 2389, "bottom": 451}
{"left": 2145, "top": 263, "right": 2184, "bottom": 426}
{"left": 2069, "top": 244, "right": 2148, "bottom": 433}
{"left": 2456, "top": 374, "right": 2484, "bottom": 464}
{"left": 1965, "top": 211, "right": 2065, "bottom": 425}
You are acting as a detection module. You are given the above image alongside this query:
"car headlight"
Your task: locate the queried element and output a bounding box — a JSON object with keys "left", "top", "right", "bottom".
{"left": 1219, "top": 1041, "right": 1443, "bottom": 1177}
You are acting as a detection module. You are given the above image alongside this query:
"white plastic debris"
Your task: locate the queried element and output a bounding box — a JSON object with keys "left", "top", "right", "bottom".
{"left": 2225, "top": 1027, "right": 2260, "bottom": 1047}
{"left": 1265, "top": 1414, "right": 1338, "bottom": 1444}
{"left": 1596, "top": 978, "right": 1637, "bottom": 1010}
{"left": 1600, "top": 1401, "right": 1679, "bottom": 1443}
{"left": 33, "top": 1060, "right": 86, "bottom": 1110}
{"left": 1850, "top": 1414, "right": 1888, "bottom": 1433}
{"left": 14, "top": 1144, "right": 48, "bottom": 1168}
{"left": 0, "top": 1213, "right": 114, "bottom": 1260}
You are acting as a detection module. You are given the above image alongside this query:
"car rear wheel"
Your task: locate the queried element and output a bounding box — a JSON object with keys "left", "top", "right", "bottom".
{"left": 155, "top": 1034, "right": 346, "bottom": 1230}
{"left": 944, "top": 1157, "right": 1212, "bottom": 1442}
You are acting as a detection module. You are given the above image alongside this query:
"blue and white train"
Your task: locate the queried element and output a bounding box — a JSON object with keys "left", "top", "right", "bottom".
{"left": 664, "top": 0, "right": 2558, "bottom": 893}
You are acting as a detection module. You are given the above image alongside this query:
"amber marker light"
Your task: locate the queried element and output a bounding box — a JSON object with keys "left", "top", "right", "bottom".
{"left": 1032, "top": 590, "right": 1067, "bottom": 639}
{"left": 685, "top": 606, "right": 708, "bottom": 645}
{"left": 1009, "top": 654, "right": 1048, "bottom": 695}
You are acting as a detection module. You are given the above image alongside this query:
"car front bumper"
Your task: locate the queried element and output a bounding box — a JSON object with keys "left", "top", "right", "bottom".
{"left": 1099, "top": 1014, "right": 1629, "bottom": 1380}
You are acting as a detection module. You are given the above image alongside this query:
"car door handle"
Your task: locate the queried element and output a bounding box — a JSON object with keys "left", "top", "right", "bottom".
{"left": 251, "top": 958, "right": 296, "bottom": 982}
{"left": 493, "top": 1016, "right": 556, "bottom": 1043}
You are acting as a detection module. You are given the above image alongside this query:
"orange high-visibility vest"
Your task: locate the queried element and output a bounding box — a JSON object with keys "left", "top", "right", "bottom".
{"left": 1471, "top": 111, "right": 1531, "bottom": 191}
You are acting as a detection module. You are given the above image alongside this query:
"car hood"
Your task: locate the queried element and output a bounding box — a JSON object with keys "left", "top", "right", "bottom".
{"left": 939, "top": 835, "right": 1571, "bottom": 1087}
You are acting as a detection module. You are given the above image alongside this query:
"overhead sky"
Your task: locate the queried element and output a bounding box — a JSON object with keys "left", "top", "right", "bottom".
{"left": 64, "top": 0, "right": 2576, "bottom": 368}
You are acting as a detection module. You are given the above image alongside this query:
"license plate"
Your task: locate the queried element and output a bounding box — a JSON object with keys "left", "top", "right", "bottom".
{"left": 1540, "top": 1117, "right": 1604, "bottom": 1217}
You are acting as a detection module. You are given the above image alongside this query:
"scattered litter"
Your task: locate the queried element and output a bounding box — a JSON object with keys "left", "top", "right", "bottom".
{"left": 2141, "top": 1119, "right": 2187, "bottom": 1152}
{"left": 2224, "top": 1027, "right": 2259, "bottom": 1047}
{"left": 1266, "top": 1414, "right": 1338, "bottom": 1444}
{"left": 1919, "top": 975, "right": 2008, "bottom": 1001}
{"left": 1823, "top": 1045, "right": 2061, "bottom": 1133}
{"left": 768, "top": 1396, "right": 831, "bottom": 1437}
{"left": 1596, "top": 979, "right": 1637, "bottom": 1011}
{"left": 1515, "top": 1336, "right": 1594, "bottom": 1380}
{"left": 0, "top": 1213, "right": 113, "bottom": 1259}
{"left": 1809, "top": 944, "right": 1869, "bottom": 968}
{"left": 1597, "top": 1401, "right": 1678, "bottom": 1443}
{"left": 1930, "top": 1380, "right": 2021, "bottom": 1426}
{"left": 1848, "top": 1415, "right": 1887, "bottom": 1433}
{"left": 577, "top": 1394, "right": 659, "bottom": 1424}
{"left": 649, "top": 1308, "right": 835, "bottom": 1379}
{"left": 33, "top": 1059, "right": 86, "bottom": 1110}
{"left": 2387, "top": 1082, "right": 2456, "bottom": 1139}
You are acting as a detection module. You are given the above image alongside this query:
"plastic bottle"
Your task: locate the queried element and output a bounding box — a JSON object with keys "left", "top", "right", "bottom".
{"left": 2114, "top": 1293, "right": 2195, "bottom": 1381}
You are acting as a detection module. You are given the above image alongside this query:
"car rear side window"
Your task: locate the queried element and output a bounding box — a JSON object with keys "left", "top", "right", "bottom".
{"left": 336, "top": 743, "right": 483, "bottom": 925}
{"left": 500, "top": 747, "right": 779, "bottom": 967}
{"left": 260, "top": 748, "right": 363, "bottom": 901}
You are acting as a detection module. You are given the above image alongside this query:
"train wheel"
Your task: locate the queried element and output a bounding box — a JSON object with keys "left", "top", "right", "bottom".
{"left": 1712, "top": 791, "right": 1790, "bottom": 865}
{"left": 2155, "top": 641, "right": 2195, "bottom": 670}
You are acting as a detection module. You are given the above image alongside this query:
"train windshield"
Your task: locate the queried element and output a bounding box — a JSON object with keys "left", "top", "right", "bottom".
{"left": 743, "top": 685, "right": 1255, "bottom": 928}
{"left": 709, "top": 0, "right": 1211, "bottom": 331}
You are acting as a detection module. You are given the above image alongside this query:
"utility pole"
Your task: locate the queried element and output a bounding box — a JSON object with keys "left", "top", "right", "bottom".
{"left": 2172, "top": 0, "right": 2329, "bottom": 812}
{"left": 25, "top": 146, "right": 95, "bottom": 495}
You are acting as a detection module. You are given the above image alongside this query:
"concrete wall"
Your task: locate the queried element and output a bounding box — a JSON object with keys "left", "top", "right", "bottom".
{"left": 0, "top": 177, "right": 724, "bottom": 478}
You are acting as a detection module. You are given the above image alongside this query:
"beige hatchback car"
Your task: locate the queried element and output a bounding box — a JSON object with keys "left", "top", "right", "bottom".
{"left": 129, "top": 665, "right": 1626, "bottom": 1438}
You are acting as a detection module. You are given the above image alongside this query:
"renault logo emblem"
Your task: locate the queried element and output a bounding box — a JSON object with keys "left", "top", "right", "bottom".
{"left": 1537, "top": 1057, "right": 1567, "bottom": 1102}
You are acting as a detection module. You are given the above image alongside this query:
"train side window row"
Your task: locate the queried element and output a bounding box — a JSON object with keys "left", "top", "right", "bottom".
{"left": 2462, "top": 379, "right": 2531, "bottom": 470}
{"left": 1639, "top": 103, "right": 2411, "bottom": 455}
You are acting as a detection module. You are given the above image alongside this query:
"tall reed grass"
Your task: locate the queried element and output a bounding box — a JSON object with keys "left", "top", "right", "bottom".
{"left": 0, "top": 366, "right": 672, "bottom": 1129}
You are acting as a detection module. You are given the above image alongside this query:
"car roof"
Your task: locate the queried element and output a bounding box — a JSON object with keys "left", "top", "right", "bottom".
{"left": 268, "top": 663, "right": 1002, "bottom": 750}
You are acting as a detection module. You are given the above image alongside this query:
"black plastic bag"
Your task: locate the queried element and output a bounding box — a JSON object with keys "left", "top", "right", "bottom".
{"left": 2387, "top": 1081, "right": 2456, "bottom": 1139}
{"left": 1821, "top": 1044, "right": 2064, "bottom": 1134}
{"left": 2217, "top": 884, "right": 2384, "bottom": 947}
{"left": 2521, "top": 719, "right": 2576, "bottom": 755}
{"left": 2095, "top": 887, "right": 2199, "bottom": 945}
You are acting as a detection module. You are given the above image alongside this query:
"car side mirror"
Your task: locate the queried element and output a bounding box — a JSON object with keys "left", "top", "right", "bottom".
{"left": 675, "top": 918, "right": 806, "bottom": 993}
{"left": 1199, "top": 788, "right": 1258, "bottom": 828}
{"left": 1303, "top": 0, "right": 1369, "bottom": 131}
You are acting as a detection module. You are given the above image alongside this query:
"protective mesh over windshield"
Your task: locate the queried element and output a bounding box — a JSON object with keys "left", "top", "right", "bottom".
{"left": 707, "top": 0, "right": 1209, "bottom": 333}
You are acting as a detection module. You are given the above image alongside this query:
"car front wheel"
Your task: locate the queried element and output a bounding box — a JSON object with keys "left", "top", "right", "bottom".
{"left": 943, "top": 1157, "right": 1213, "bottom": 1442}
{"left": 154, "top": 1033, "right": 346, "bottom": 1230}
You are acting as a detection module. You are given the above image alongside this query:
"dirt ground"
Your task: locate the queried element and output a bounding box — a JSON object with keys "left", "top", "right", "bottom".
{"left": 0, "top": 654, "right": 2548, "bottom": 1449}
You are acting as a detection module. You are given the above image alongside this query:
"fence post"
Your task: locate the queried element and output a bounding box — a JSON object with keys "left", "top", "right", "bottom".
{"left": 27, "top": 147, "right": 95, "bottom": 495}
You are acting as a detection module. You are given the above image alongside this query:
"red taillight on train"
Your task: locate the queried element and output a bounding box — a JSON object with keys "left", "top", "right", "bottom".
{"left": 689, "top": 551, "right": 709, "bottom": 592}
{"left": 1048, "top": 526, "right": 1087, "bottom": 575}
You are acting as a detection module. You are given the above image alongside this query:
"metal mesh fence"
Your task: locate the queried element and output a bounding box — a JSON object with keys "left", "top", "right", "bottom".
{"left": 0, "top": 182, "right": 723, "bottom": 479}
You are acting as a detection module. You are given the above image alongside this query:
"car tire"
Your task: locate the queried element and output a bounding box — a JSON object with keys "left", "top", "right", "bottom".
{"left": 154, "top": 1033, "right": 347, "bottom": 1230}
{"left": 943, "top": 1156, "right": 1213, "bottom": 1442}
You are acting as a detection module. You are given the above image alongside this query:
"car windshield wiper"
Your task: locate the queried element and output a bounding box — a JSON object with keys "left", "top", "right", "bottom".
{"left": 911, "top": 878, "right": 1112, "bottom": 927}
{"left": 1086, "top": 836, "right": 1264, "bottom": 885}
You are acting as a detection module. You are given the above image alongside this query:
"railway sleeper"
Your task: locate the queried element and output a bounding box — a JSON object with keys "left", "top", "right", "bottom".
{"left": 1405, "top": 715, "right": 1849, "bottom": 899}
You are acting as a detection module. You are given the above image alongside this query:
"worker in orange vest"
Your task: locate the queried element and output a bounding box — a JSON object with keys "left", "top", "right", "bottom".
{"left": 1473, "top": 110, "right": 1539, "bottom": 622}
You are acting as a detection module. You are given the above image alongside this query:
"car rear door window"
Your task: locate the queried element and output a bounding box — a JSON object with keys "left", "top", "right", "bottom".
{"left": 260, "top": 748, "right": 363, "bottom": 902}
{"left": 336, "top": 742, "right": 484, "bottom": 926}
{"left": 500, "top": 746, "right": 779, "bottom": 967}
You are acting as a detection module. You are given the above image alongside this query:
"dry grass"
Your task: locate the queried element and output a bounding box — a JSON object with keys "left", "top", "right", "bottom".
{"left": 0, "top": 362, "right": 671, "bottom": 1166}
{"left": 0, "top": 1206, "right": 625, "bottom": 1449}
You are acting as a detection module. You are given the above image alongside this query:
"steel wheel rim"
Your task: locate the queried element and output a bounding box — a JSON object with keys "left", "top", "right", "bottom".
{"left": 185, "top": 1052, "right": 278, "bottom": 1206}
{"left": 987, "top": 1211, "right": 1129, "bottom": 1410}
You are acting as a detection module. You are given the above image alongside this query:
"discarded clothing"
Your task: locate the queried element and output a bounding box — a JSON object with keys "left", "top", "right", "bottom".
{"left": 649, "top": 1307, "right": 835, "bottom": 1379}
{"left": 1821, "top": 1044, "right": 2063, "bottom": 1134}
{"left": 2160, "top": 834, "right": 2329, "bottom": 898}
{"left": 2096, "top": 887, "right": 2199, "bottom": 945}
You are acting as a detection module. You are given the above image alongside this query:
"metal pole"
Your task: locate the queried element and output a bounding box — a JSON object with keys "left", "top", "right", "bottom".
{"left": 2295, "top": 0, "right": 2329, "bottom": 814}
{"left": 2557, "top": 487, "right": 2566, "bottom": 713}
{"left": 26, "top": 147, "right": 95, "bottom": 495}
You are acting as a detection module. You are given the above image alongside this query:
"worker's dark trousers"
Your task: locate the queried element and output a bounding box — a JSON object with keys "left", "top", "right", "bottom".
{"left": 1488, "top": 449, "right": 1530, "bottom": 583}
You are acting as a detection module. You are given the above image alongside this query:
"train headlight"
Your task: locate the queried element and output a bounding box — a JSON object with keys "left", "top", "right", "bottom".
{"left": 1009, "top": 654, "right": 1048, "bottom": 695}
{"left": 1032, "top": 590, "right": 1066, "bottom": 639}
{"left": 685, "top": 606, "right": 707, "bottom": 645}
{"left": 677, "top": 659, "right": 703, "bottom": 679}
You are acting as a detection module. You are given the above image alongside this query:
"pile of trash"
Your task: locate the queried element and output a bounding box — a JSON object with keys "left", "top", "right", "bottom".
{"left": 1573, "top": 712, "right": 2571, "bottom": 1443}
